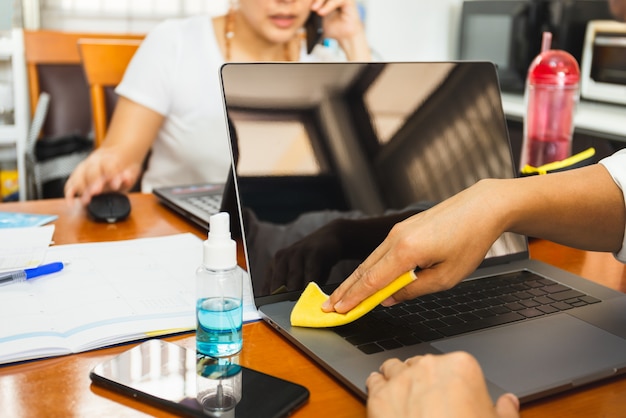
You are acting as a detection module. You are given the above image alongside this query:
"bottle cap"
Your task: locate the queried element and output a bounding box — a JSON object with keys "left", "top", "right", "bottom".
{"left": 528, "top": 32, "right": 580, "bottom": 86}
{"left": 203, "top": 212, "right": 237, "bottom": 270}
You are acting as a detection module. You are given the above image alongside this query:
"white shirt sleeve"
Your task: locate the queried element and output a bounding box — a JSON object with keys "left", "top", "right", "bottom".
{"left": 115, "top": 19, "right": 179, "bottom": 115}
{"left": 599, "top": 149, "right": 626, "bottom": 263}
{"left": 111, "top": 16, "right": 232, "bottom": 192}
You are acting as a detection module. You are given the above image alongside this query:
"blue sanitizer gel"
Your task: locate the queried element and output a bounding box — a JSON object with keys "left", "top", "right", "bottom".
{"left": 197, "top": 296, "right": 243, "bottom": 357}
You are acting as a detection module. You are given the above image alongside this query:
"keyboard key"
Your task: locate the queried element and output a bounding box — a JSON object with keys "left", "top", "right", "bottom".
{"left": 504, "top": 302, "right": 525, "bottom": 311}
{"left": 533, "top": 295, "right": 553, "bottom": 305}
{"left": 379, "top": 339, "right": 403, "bottom": 350}
{"left": 543, "top": 284, "right": 570, "bottom": 294}
{"left": 474, "top": 308, "right": 497, "bottom": 319}
{"left": 518, "top": 308, "right": 545, "bottom": 318}
{"left": 537, "top": 304, "right": 559, "bottom": 314}
{"left": 420, "top": 311, "right": 443, "bottom": 320}
{"left": 421, "top": 301, "right": 442, "bottom": 310}
{"left": 423, "top": 319, "right": 448, "bottom": 329}
{"left": 457, "top": 312, "right": 480, "bottom": 322}
{"left": 499, "top": 294, "right": 519, "bottom": 303}
{"left": 550, "top": 302, "right": 573, "bottom": 311}
{"left": 520, "top": 299, "right": 540, "bottom": 308}
{"left": 396, "top": 334, "right": 421, "bottom": 346}
{"left": 441, "top": 316, "right": 464, "bottom": 326}
{"left": 408, "top": 323, "right": 444, "bottom": 341}
{"left": 435, "top": 307, "right": 458, "bottom": 316}
{"left": 490, "top": 305, "right": 512, "bottom": 315}
{"left": 400, "top": 313, "right": 426, "bottom": 324}
{"left": 387, "top": 306, "right": 410, "bottom": 317}
{"left": 404, "top": 304, "right": 426, "bottom": 313}
{"left": 526, "top": 280, "right": 545, "bottom": 288}
{"left": 357, "top": 343, "right": 384, "bottom": 354}
{"left": 580, "top": 295, "right": 601, "bottom": 304}
{"left": 346, "top": 332, "right": 382, "bottom": 346}
{"left": 528, "top": 288, "right": 547, "bottom": 297}
{"left": 513, "top": 291, "right": 533, "bottom": 300}
{"left": 451, "top": 295, "right": 473, "bottom": 304}
{"left": 547, "top": 289, "right": 585, "bottom": 301}
{"left": 453, "top": 303, "right": 474, "bottom": 313}
{"left": 468, "top": 300, "right": 490, "bottom": 309}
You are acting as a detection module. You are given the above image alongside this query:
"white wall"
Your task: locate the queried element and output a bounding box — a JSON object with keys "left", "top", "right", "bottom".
{"left": 365, "top": 0, "right": 464, "bottom": 61}
{"left": 0, "top": 0, "right": 12, "bottom": 30}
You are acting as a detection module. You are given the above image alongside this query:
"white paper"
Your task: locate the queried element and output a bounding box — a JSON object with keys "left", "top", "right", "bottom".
{"left": 0, "top": 233, "right": 259, "bottom": 364}
{"left": 0, "top": 224, "right": 54, "bottom": 271}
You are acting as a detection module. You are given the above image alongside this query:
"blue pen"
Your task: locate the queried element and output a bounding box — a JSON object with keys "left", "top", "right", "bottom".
{"left": 0, "top": 262, "right": 66, "bottom": 287}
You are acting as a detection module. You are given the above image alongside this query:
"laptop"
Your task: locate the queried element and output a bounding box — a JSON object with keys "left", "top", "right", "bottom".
{"left": 218, "top": 61, "right": 626, "bottom": 404}
{"left": 153, "top": 183, "right": 225, "bottom": 230}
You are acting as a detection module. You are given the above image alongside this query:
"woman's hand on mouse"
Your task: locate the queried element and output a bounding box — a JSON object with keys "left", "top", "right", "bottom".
{"left": 64, "top": 147, "right": 142, "bottom": 206}
{"left": 64, "top": 96, "right": 164, "bottom": 206}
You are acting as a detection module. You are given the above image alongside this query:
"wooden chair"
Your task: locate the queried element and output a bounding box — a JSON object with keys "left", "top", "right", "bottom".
{"left": 23, "top": 30, "right": 144, "bottom": 139}
{"left": 78, "top": 38, "right": 143, "bottom": 148}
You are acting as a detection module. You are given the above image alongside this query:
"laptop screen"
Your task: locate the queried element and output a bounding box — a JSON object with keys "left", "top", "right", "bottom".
{"left": 219, "top": 62, "right": 528, "bottom": 300}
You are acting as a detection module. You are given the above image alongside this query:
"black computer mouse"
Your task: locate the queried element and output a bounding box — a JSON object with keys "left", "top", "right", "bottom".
{"left": 87, "top": 192, "right": 131, "bottom": 223}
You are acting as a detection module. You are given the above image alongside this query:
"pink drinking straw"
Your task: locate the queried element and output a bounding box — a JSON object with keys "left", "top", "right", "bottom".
{"left": 541, "top": 31, "right": 552, "bottom": 52}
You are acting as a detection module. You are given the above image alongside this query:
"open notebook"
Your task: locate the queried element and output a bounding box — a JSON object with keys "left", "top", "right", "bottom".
{"left": 218, "top": 61, "right": 626, "bottom": 404}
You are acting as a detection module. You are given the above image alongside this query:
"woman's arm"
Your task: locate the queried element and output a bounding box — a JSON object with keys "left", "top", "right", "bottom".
{"left": 64, "top": 96, "right": 164, "bottom": 205}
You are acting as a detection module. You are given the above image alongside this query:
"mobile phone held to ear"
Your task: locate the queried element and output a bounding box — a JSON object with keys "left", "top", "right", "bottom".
{"left": 305, "top": 12, "right": 323, "bottom": 54}
{"left": 90, "top": 340, "right": 310, "bottom": 418}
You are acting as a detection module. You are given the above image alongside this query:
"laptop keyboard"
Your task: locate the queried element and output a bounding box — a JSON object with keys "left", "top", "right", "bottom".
{"left": 332, "top": 270, "right": 601, "bottom": 355}
{"left": 186, "top": 195, "right": 222, "bottom": 215}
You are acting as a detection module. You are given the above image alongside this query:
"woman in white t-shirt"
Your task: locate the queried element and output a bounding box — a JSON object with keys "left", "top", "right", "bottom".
{"left": 65, "top": 0, "right": 371, "bottom": 204}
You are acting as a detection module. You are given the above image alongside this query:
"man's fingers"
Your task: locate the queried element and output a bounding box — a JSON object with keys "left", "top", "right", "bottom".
{"left": 495, "top": 393, "right": 520, "bottom": 418}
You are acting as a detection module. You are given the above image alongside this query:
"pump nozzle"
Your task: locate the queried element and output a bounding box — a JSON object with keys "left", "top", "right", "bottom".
{"left": 208, "top": 212, "right": 231, "bottom": 242}
{"left": 203, "top": 212, "right": 237, "bottom": 270}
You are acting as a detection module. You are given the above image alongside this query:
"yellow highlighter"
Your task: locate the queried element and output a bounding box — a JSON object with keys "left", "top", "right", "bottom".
{"left": 290, "top": 270, "right": 417, "bottom": 328}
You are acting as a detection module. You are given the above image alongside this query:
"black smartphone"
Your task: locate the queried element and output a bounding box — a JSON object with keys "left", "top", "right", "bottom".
{"left": 90, "top": 340, "right": 309, "bottom": 418}
{"left": 305, "top": 12, "right": 323, "bottom": 54}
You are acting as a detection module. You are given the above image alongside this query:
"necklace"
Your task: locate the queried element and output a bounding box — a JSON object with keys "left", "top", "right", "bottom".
{"left": 224, "top": 8, "right": 299, "bottom": 62}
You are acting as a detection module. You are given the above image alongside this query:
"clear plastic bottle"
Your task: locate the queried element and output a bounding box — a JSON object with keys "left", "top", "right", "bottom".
{"left": 519, "top": 32, "right": 580, "bottom": 170}
{"left": 196, "top": 354, "right": 242, "bottom": 418}
{"left": 196, "top": 212, "right": 243, "bottom": 357}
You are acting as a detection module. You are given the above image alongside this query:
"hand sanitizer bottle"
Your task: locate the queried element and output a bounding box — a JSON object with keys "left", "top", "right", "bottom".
{"left": 196, "top": 212, "right": 243, "bottom": 357}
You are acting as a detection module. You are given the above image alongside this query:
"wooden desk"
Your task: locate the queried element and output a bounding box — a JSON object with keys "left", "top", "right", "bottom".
{"left": 1, "top": 193, "right": 625, "bottom": 417}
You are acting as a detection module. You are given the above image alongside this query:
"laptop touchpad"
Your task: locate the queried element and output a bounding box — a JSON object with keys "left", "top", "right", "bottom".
{"left": 431, "top": 314, "right": 626, "bottom": 398}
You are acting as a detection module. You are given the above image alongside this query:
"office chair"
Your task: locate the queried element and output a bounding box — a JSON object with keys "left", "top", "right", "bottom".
{"left": 24, "top": 92, "right": 93, "bottom": 200}
{"left": 78, "top": 38, "right": 142, "bottom": 148}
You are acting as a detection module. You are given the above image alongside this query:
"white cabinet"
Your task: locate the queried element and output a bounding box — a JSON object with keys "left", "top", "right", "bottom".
{"left": 0, "top": 28, "right": 29, "bottom": 201}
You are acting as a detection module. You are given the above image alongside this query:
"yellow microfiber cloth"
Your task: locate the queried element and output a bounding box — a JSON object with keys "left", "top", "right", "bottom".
{"left": 290, "top": 270, "right": 417, "bottom": 328}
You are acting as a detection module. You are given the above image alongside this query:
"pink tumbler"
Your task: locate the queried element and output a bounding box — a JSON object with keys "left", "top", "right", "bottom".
{"left": 520, "top": 32, "right": 580, "bottom": 169}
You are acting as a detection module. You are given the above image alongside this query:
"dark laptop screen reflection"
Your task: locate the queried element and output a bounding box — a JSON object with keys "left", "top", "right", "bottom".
{"left": 221, "top": 62, "right": 527, "bottom": 299}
